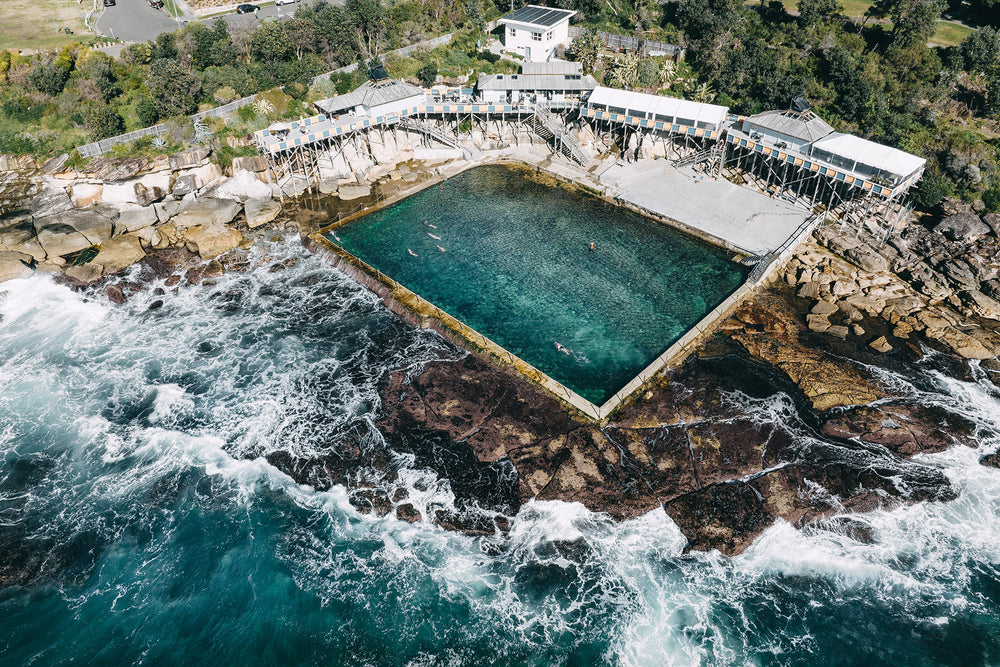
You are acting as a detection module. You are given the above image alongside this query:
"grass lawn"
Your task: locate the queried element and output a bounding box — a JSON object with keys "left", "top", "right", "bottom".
{"left": 163, "top": 0, "right": 184, "bottom": 18}
{"left": 0, "top": 0, "right": 95, "bottom": 52}
{"left": 930, "top": 20, "right": 975, "bottom": 46}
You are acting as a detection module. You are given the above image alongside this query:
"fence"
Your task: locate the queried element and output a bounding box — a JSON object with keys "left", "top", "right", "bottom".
{"left": 77, "top": 124, "right": 169, "bottom": 159}
{"left": 567, "top": 27, "right": 685, "bottom": 60}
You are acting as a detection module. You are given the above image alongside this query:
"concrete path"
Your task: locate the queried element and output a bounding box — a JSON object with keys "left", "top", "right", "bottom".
{"left": 600, "top": 161, "right": 811, "bottom": 256}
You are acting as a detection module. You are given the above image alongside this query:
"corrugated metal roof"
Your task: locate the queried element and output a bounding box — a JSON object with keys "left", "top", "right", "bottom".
{"left": 521, "top": 61, "right": 582, "bottom": 75}
{"left": 478, "top": 72, "right": 598, "bottom": 92}
{"left": 500, "top": 5, "right": 576, "bottom": 27}
{"left": 316, "top": 80, "right": 425, "bottom": 114}
{"left": 811, "top": 132, "right": 925, "bottom": 180}
{"left": 745, "top": 109, "right": 833, "bottom": 143}
{"left": 587, "top": 87, "right": 729, "bottom": 129}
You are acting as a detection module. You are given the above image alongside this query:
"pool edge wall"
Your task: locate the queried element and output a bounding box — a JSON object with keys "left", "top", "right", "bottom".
{"left": 306, "top": 231, "right": 757, "bottom": 422}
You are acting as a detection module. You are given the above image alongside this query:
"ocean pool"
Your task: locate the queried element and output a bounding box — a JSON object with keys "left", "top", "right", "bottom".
{"left": 331, "top": 165, "right": 748, "bottom": 404}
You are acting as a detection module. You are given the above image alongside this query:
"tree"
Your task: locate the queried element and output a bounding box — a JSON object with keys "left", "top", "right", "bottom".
{"left": 570, "top": 29, "right": 603, "bottom": 74}
{"left": 121, "top": 42, "right": 152, "bottom": 66}
{"left": 136, "top": 97, "right": 158, "bottom": 126}
{"left": 284, "top": 16, "right": 317, "bottom": 61}
{"left": 146, "top": 58, "right": 202, "bottom": 117}
{"left": 911, "top": 169, "right": 952, "bottom": 211}
{"left": 28, "top": 62, "right": 71, "bottom": 96}
{"left": 90, "top": 60, "right": 121, "bottom": 103}
{"left": 417, "top": 62, "right": 438, "bottom": 87}
{"left": 84, "top": 105, "right": 125, "bottom": 139}
{"left": 962, "top": 26, "right": 1000, "bottom": 76}
{"left": 797, "top": 0, "right": 840, "bottom": 25}
{"left": 347, "top": 0, "right": 390, "bottom": 57}
{"left": 865, "top": 0, "right": 944, "bottom": 48}
{"left": 252, "top": 22, "right": 292, "bottom": 61}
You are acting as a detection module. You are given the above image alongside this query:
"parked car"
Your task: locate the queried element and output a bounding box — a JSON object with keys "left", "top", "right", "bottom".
{"left": 235, "top": 3, "right": 257, "bottom": 12}
{"left": 275, "top": 0, "right": 298, "bottom": 5}
{"left": 147, "top": 0, "right": 163, "bottom": 7}
{"left": 103, "top": 0, "right": 115, "bottom": 6}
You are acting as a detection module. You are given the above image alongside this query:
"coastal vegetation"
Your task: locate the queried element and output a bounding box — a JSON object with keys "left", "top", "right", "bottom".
{"left": 1, "top": 0, "right": 999, "bottom": 215}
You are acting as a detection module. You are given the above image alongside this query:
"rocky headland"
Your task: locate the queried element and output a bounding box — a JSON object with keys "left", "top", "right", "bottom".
{"left": 2, "top": 143, "right": 999, "bottom": 558}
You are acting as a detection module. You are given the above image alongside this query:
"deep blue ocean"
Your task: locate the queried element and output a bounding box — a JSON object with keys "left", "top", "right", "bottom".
{"left": 2, "top": 236, "right": 1000, "bottom": 665}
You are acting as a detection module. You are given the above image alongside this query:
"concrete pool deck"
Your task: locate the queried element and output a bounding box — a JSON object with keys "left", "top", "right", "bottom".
{"left": 598, "top": 161, "right": 812, "bottom": 256}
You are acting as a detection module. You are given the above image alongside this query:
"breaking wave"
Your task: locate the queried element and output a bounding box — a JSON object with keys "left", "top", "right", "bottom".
{"left": 0, "top": 236, "right": 998, "bottom": 665}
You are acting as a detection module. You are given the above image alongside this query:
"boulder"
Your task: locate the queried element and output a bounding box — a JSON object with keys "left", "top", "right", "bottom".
{"left": 844, "top": 243, "right": 890, "bottom": 273}
{"left": 244, "top": 198, "right": 281, "bottom": 228}
{"left": 983, "top": 213, "right": 1000, "bottom": 237}
{"left": 942, "top": 260, "right": 980, "bottom": 290}
{"left": 63, "top": 262, "right": 104, "bottom": 283}
{"left": 338, "top": 183, "right": 371, "bottom": 201}
{"left": 94, "top": 234, "right": 146, "bottom": 274}
{"left": 826, "top": 325, "right": 849, "bottom": 339}
{"left": 183, "top": 223, "right": 243, "bottom": 260}
{"left": 38, "top": 209, "right": 115, "bottom": 245}
{"left": 85, "top": 156, "right": 148, "bottom": 181}
{"left": 981, "top": 452, "right": 1000, "bottom": 469}
{"left": 962, "top": 290, "right": 1000, "bottom": 321}
{"left": 811, "top": 300, "right": 838, "bottom": 316}
{"left": 41, "top": 153, "right": 69, "bottom": 175}
{"left": 0, "top": 251, "right": 32, "bottom": 283}
{"left": 213, "top": 170, "right": 271, "bottom": 201}
{"left": 115, "top": 206, "right": 159, "bottom": 234}
{"left": 33, "top": 223, "right": 92, "bottom": 258}
{"left": 171, "top": 197, "right": 242, "bottom": 229}
{"left": 69, "top": 182, "right": 104, "bottom": 208}
{"left": 168, "top": 146, "right": 211, "bottom": 170}
{"left": 170, "top": 174, "right": 198, "bottom": 197}
{"left": 934, "top": 212, "right": 990, "bottom": 242}
{"left": 154, "top": 200, "right": 182, "bottom": 224}
{"left": 134, "top": 182, "right": 166, "bottom": 207}
{"left": 806, "top": 313, "right": 831, "bottom": 332}
{"left": 30, "top": 188, "right": 73, "bottom": 218}
{"left": 318, "top": 179, "right": 339, "bottom": 194}
{"left": 869, "top": 336, "right": 893, "bottom": 352}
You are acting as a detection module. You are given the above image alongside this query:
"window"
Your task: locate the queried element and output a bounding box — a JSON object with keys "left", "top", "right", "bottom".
{"left": 509, "top": 28, "right": 516, "bottom": 36}
{"left": 531, "top": 32, "right": 541, "bottom": 41}
{"left": 546, "top": 31, "right": 553, "bottom": 40}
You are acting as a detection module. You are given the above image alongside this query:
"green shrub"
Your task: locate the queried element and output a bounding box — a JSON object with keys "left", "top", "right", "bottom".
{"left": 983, "top": 183, "right": 1000, "bottom": 212}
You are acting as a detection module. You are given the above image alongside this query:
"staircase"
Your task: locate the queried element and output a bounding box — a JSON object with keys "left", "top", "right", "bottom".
{"left": 671, "top": 146, "right": 714, "bottom": 168}
{"left": 399, "top": 118, "right": 461, "bottom": 150}
{"left": 529, "top": 107, "right": 591, "bottom": 166}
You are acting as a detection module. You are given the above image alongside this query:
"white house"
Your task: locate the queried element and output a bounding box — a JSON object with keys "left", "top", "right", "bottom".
{"left": 315, "top": 79, "right": 426, "bottom": 119}
{"left": 498, "top": 5, "right": 576, "bottom": 62}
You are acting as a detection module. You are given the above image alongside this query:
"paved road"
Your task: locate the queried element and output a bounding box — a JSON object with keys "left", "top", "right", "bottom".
{"left": 95, "top": 0, "right": 328, "bottom": 43}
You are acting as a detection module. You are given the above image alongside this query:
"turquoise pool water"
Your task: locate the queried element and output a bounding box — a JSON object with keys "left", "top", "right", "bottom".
{"left": 332, "top": 166, "right": 748, "bottom": 404}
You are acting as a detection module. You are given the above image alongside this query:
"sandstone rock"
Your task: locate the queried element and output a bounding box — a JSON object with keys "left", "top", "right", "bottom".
{"left": 943, "top": 260, "right": 980, "bottom": 290}
{"left": 232, "top": 155, "right": 268, "bottom": 172}
{"left": 171, "top": 198, "right": 242, "bottom": 229}
{"left": 962, "top": 290, "right": 1000, "bottom": 321}
{"left": 318, "top": 179, "right": 339, "bottom": 194}
{"left": 844, "top": 243, "right": 889, "bottom": 273}
{"left": 168, "top": 146, "right": 211, "bottom": 170}
{"left": 86, "top": 157, "right": 149, "bottom": 181}
{"left": 134, "top": 182, "right": 166, "bottom": 207}
{"left": 94, "top": 234, "right": 145, "bottom": 274}
{"left": 934, "top": 212, "right": 990, "bottom": 242}
{"left": 806, "top": 313, "right": 831, "bottom": 332}
{"left": 69, "top": 182, "right": 103, "bottom": 208}
{"left": 925, "top": 326, "right": 997, "bottom": 359}
{"left": 869, "top": 336, "right": 893, "bottom": 352}
{"left": 63, "top": 262, "right": 104, "bottom": 283}
{"left": 811, "top": 300, "right": 838, "bottom": 316}
{"left": 0, "top": 251, "right": 32, "bottom": 283}
{"left": 244, "top": 198, "right": 281, "bottom": 229}
{"left": 30, "top": 188, "right": 73, "bottom": 218}
{"left": 213, "top": 170, "right": 271, "bottom": 201}
{"left": 852, "top": 324, "right": 865, "bottom": 336}
{"left": 821, "top": 404, "right": 976, "bottom": 457}
{"left": 338, "top": 183, "right": 371, "bottom": 200}
{"left": 797, "top": 282, "right": 820, "bottom": 300}
{"left": 33, "top": 210, "right": 114, "bottom": 258}
{"left": 0, "top": 217, "right": 38, "bottom": 250}
{"left": 115, "top": 206, "right": 158, "bottom": 234}
{"left": 826, "top": 325, "right": 849, "bottom": 339}
{"left": 154, "top": 200, "right": 182, "bottom": 224}
{"left": 981, "top": 452, "right": 1000, "bottom": 468}
{"left": 183, "top": 223, "right": 243, "bottom": 260}
{"left": 41, "top": 154, "right": 69, "bottom": 174}
{"left": 983, "top": 213, "right": 1000, "bottom": 237}
{"left": 831, "top": 279, "right": 858, "bottom": 297}
{"left": 170, "top": 174, "right": 198, "bottom": 197}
